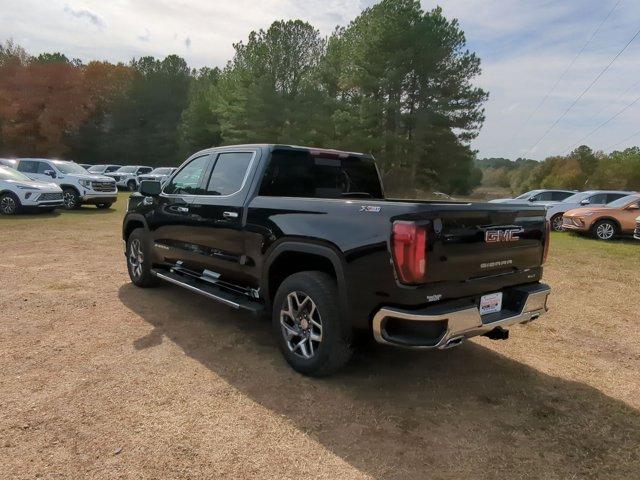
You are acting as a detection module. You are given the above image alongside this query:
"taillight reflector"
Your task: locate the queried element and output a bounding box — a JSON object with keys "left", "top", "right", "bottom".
{"left": 542, "top": 219, "right": 550, "bottom": 264}
{"left": 392, "top": 221, "right": 428, "bottom": 284}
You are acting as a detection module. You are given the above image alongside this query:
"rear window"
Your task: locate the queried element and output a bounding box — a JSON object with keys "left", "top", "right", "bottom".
{"left": 259, "top": 150, "right": 383, "bottom": 199}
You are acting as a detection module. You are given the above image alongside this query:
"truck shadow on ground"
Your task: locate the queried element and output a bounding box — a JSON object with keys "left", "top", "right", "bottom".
{"left": 119, "top": 283, "right": 640, "bottom": 480}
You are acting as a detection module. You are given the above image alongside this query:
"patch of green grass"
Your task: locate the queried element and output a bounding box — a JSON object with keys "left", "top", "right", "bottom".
{"left": 550, "top": 231, "right": 640, "bottom": 262}
{"left": 0, "top": 192, "right": 130, "bottom": 227}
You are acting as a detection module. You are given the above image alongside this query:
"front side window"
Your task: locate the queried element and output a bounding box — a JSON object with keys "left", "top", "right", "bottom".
{"left": 164, "top": 155, "right": 209, "bottom": 195}
{"left": 53, "top": 161, "right": 87, "bottom": 174}
{"left": 532, "top": 192, "right": 553, "bottom": 201}
{"left": 206, "top": 152, "right": 253, "bottom": 195}
{"left": 88, "top": 165, "right": 107, "bottom": 173}
{"left": 259, "top": 151, "right": 383, "bottom": 199}
{"left": 36, "top": 162, "right": 51, "bottom": 174}
{"left": 138, "top": 167, "right": 153, "bottom": 174}
{"left": 588, "top": 193, "right": 607, "bottom": 204}
{"left": 105, "top": 165, "right": 121, "bottom": 172}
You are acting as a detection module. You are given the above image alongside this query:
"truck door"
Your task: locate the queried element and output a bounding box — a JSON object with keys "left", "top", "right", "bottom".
{"left": 148, "top": 154, "right": 211, "bottom": 268}
{"left": 186, "top": 149, "right": 259, "bottom": 287}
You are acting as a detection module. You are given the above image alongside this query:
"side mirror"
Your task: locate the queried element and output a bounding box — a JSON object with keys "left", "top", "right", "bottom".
{"left": 528, "top": 197, "right": 536, "bottom": 202}
{"left": 139, "top": 180, "right": 161, "bottom": 196}
{"left": 580, "top": 199, "right": 590, "bottom": 205}
{"left": 44, "top": 169, "right": 56, "bottom": 178}
{"left": 627, "top": 203, "right": 640, "bottom": 210}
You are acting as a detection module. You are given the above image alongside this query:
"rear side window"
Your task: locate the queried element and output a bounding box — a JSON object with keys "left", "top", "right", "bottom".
{"left": 164, "top": 155, "right": 209, "bottom": 195}
{"left": 205, "top": 152, "right": 253, "bottom": 195}
{"left": 17, "top": 161, "right": 37, "bottom": 174}
{"left": 606, "top": 193, "right": 626, "bottom": 203}
{"left": 552, "top": 191, "right": 572, "bottom": 201}
{"left": 259, "top": 150, "right": 383, "bottom": 199}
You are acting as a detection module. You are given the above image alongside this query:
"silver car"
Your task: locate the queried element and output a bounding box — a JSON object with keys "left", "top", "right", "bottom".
{"left": 546, "top": 190, "right": 635, "bottom": 231}
{"left": 489, "top": 189, "right": 576, "bottom": 205}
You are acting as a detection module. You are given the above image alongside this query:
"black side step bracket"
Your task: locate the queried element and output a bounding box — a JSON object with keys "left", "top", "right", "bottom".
{"left": 151, "top": 268, "right": 264, "bottom": 316}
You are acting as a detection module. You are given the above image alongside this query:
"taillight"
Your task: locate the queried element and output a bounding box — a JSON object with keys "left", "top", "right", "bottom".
{"left": 392, "top": 221, "right": 428, "bottom": 284}
{"left": 542, "top": 219, "right": 551, "bottom": 264}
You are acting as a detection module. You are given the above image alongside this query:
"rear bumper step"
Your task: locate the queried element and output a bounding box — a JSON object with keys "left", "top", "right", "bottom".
{"left": 372, "top": 283, "right": 550, "bottom": 349}
{"left": 151, "top": 268, "right": 264, "bottom": 316}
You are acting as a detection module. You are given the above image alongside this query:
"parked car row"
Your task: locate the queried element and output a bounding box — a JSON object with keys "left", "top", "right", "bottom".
{"left": 490, "top": 188, "right": 640, "bottom": 241}
{"left": 0, "top": 158, "right": 178, "bottom": 215}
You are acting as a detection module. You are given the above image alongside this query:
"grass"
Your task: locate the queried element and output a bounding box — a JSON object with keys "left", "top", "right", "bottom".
{"left": 550, "top": 230, "right": 640, "bottom": 262}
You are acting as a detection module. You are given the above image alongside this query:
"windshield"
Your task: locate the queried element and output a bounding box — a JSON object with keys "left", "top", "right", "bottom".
{"left": 150, "top": 168, "right": 173, "bottom": 175}
{"left": 88, "top": 165, "right": 107, "bottom": 173}
{"left": 53, "top": 161, "right": 88, "bottom": 174}
{"left": 115, "top": 166, "right": 137, "bottom": 173}
{"left": 606, "top": 194, "right": 640, "bottom": 208}
{"left": 0, "top": 166, "right": 31, "bottom": 181}
{"left": 562, "top": 192, "right": 589, "bottom": 203}
{"left": 515, "top": 190, "right": 541, "bottom": 199}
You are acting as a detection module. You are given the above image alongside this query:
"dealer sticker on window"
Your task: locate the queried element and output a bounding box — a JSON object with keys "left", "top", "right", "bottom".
{"left": 480, "top": 292, "right": 503, "bottom": 315}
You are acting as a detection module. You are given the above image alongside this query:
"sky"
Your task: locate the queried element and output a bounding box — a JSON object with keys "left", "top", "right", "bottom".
{"left": 2, "top": 0, "right": 640, "bottom": 160}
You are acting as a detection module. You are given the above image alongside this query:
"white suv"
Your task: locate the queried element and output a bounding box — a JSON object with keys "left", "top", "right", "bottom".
{"left": 0, "top": 166, "right": 63, "bottom": 215}
{"left": 15, "top": 158, "right": 117, "bottom": 210}
{"left": 106, "top": 165, "right": 153, "bottom": 191}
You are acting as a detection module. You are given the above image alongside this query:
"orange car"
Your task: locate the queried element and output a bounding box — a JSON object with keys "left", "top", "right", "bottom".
{"left": 562, "top": 193, "right": 640, "bottom": 240}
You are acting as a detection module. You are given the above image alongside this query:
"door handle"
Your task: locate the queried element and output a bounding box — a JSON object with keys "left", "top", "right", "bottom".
{"left": 223, "top": 211, "right": 238, "bottom": 219}
{"left": 175, "top": 206, "right": 189, "bottom": 213}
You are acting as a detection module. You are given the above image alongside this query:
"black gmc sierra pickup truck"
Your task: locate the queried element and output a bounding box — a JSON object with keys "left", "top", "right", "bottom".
{"left": 123, "top": 144, "right": 551, "bottom": 376}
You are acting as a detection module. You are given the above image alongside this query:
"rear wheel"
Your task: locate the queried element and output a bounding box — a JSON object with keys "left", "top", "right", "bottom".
{"left": 0, "top": 193, "right": 20, "bottom": 215}
{"left": 592, "top": 220, "right": 617, "bottom": 241}
{"left": 551, "top": 213, "right": 564, "bottom": 232}
{"left": 273, "top": 271, "right": 352, "bottom": 376}
{"left": 126, "top": 228, "right": 159, "bottom": 287}
{"left": 62, "top": 188, "right": 81, "bottom": 210}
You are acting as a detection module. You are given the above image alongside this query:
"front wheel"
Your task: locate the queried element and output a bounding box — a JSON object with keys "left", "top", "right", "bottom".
{"left": 592, "top": 220, "right": 617, "bottom": 241}
{"left": 62, "top": 188, "right": 81, "bottom": 210}
{"left": 127, "top": 180, "right": 137, "bottom": 192}
{"left": 126, "top": 228, "right": 159, "bottom": 287}
{"left": 273, "top": 271, "right": 352, "bottom": 376}
{"left": 551, "top": 213, "right": 564, "bottom": 232}
{"left": 0, "top": 193, "right": 20, "bottom": 215}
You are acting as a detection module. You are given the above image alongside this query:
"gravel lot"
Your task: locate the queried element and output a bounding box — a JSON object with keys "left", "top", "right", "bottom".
{"left": 1, "top": 195, "right": 639, "bottom": 479}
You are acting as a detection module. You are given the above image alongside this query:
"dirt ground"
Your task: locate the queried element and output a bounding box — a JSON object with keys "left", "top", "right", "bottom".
{"left": 1, "top": 195, "right": 639, "bottom": 479}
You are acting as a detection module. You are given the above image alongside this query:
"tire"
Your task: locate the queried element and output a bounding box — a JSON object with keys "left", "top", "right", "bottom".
{"left": 0, "top": 192, "right": 20, "bottom": 215}
{"left": 592, "top": 219, "right": 617, "bottom": 241}
{"left": 127, "top": 180, "right": 137, "bottom": 192}
{"left": 550, "top": 213, "right": 564, "bottom": 232}
{"left": 126, "top": 228, "right": 159, "bottom": 287}
{"left": 272, "top": 271, "right": 352, "bottom": 376}
{"left": 96, "top": 203, "right": 112, "bottom": 209}
{"left": 62, "top": 188, "right": 81, "bottom": 210}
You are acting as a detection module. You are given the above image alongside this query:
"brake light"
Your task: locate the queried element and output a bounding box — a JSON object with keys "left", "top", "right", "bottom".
{"left": 542, "top": 219, "right": 551, "bottom": 264}
{"left": 392, "top": 221, "right": 428, "bottom": 284}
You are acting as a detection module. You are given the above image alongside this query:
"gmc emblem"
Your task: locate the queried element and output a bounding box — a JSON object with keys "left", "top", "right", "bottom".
{"left": 485, "top": 228, "right": 524, "bottom": 243}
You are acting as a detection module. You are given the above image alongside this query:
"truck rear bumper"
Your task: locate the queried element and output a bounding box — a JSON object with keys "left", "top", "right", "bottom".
{"left": 372, "top": 283, "right": 550, "bottom": 349}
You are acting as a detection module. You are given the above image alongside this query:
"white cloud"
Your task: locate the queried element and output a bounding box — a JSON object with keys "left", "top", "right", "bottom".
{"left": 3, "top": 0, "right": 640, "bottom": 158}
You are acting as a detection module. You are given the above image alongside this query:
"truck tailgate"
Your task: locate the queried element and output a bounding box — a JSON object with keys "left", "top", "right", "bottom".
{"left": 395, "top": 204, "right": 547, "bottom": 283}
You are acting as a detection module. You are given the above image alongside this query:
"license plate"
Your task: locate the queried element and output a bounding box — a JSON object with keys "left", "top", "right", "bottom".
{"left": 480, "top": 292, "right": 503, "bottom": 315}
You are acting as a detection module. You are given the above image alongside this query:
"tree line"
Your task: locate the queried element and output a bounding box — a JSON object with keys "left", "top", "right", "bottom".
{"left": 0, "top": 0, "right": 487, "bottom": 195}
{"left": 478, "top": 145, "right": 640, "bottom": 194}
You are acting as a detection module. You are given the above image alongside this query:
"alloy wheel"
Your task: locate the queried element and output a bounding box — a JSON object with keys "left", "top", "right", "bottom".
{"left": 63, "top": 191, "right": 77, "bottom": 209}
{"left": 280, "top": 291, "right": 323, "bottom": 359}
{"left": 128, "top": 238, "right": 144, "bottom": 279}
{"left": 552, "top": 215, "right": 564, "bottom": 232}
{"left": 596, "top": 222, "right": 614, "bottom": 240}
{"left": 0, "top": 196, "right": 17, "bottom": 215}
